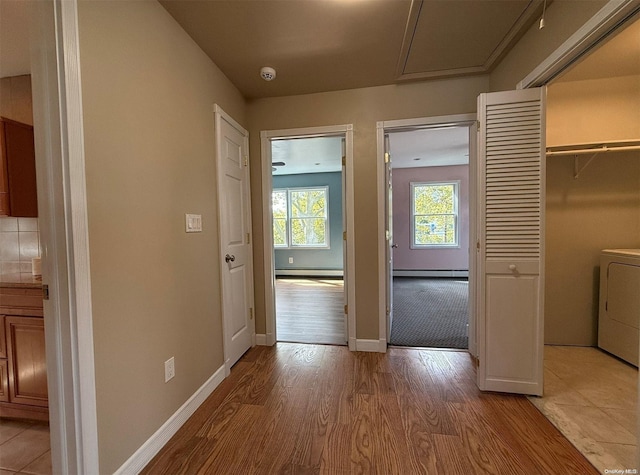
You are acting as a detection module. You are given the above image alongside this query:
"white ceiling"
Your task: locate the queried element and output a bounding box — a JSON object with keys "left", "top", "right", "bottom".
{"left": 271, "top": 126, "right": 469, "bottom": 176}
{"left": 271, "top": 137, "right": 342, "bottom": 176}
{"left": 389, "top": 127, "right": 469, "bottom": 169}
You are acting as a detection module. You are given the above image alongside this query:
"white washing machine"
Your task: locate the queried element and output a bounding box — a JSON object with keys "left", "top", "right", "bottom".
{"left": 598, "top": 249, "right": 640, "bottom": 366}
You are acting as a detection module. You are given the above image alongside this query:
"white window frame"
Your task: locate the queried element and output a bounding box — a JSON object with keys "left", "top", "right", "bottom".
{"left": 410, "top": 181, "right": 460, "bottom": 249}
{"left": 272, "top": 186, "right": 330, "bottom": 249}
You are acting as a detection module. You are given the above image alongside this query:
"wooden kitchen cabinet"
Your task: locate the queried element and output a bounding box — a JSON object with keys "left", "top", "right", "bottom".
{"left": 0, "top": 117, "right": 38, "bottom": 217}
{"left": 5, "top": 316, "right": 48, "bottom": 407}
{"left": 0, "top": 286, "right": 47, "bottom": 420}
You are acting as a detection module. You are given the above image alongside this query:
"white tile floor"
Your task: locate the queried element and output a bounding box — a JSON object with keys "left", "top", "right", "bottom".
{"left": 0, "top": 419, "right": 51, "bottom": 475}
{"left": 529, "top": 345, "right": 638, "bottom": 473}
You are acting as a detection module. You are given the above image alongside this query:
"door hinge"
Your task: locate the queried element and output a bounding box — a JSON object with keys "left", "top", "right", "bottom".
{"left": 247, "top": 232, "right": 251, "bottom": 244}
{"left": 476, "top": 240, "right": 480, "bottom": 251}
{"left": 342, "top": 156, "right": 346, "bottom": 167}
{"left": 42, "top": 284, "right": 49, "bottom": 301}
{"left": 244, "top": 156, "right": 248, "bottom": 167}
{"left": 384, "top": 152, "right": 390, "bottom": 164}
{"left": 249, "top": 307, "right": 254, "bottom": 320}
{"left": 343, "top": 231, "right": 347, "bottom": 241}
{"left": 344, "top": 304, "right": 348, "bottom": 314}
{"left": 386, "top": 307, "right": 390, "bottom": 316}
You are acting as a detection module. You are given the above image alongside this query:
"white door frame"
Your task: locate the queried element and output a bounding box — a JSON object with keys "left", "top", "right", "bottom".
{"left": 376, "top": 114, "right": 478, "bottom": 356}
{"left": 260, "top": 125, "right": 356, "bottom": 350}
{"left": 31, "top": 1, "right": 99, "bottom": 473}
{"left": 214, "top": 104, "right": 255, "bottom": 374}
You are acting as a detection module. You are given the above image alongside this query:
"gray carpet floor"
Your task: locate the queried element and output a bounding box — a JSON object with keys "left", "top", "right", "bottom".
{"left": 389, "top": 277, "right": 469, "bottom": 349}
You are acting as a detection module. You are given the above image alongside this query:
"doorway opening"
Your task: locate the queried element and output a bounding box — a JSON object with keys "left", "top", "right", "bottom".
{"left": 387, "top": 126, "right": 471, "bottom": 349}
{"left": 261, "top": 126, "right": 355, "bottom": 349}
{"left": 377, "top": 115, "right": 477, "bottom": 354}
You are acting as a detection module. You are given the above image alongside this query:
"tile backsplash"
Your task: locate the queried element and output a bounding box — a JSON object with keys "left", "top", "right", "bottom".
{"left": 0, "top": 217, "right": 41, "bottom": 274}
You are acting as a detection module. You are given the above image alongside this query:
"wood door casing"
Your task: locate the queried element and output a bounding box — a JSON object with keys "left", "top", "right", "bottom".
{"left": 5, "top": 316, "right": 48, "bottom": 407}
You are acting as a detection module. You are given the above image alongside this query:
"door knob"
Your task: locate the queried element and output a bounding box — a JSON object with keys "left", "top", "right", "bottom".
{"left": 508, "top": 264, "right": 517, "bottom": 271}
{"left": 391, "top": 244, "right": 398, "bottom": 249}
{"left": 225, "top": 254, "right": 236, "bottom": 263}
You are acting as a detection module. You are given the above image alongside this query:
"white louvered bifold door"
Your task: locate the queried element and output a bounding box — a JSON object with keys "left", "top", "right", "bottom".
{"left": 477, "top": 87, "right": 545, "bottom": 396}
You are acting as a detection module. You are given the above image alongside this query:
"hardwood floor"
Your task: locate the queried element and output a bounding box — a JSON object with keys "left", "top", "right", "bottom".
{"left": 276, "top": 278, "right": 345, "bottom": 345}
{"left": 142, "top": 343, "right": 598, "bottom": 474}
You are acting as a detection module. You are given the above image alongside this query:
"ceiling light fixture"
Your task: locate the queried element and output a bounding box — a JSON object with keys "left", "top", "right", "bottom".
{"left": 260, "top": 66, "right": 277, "bottom": 81}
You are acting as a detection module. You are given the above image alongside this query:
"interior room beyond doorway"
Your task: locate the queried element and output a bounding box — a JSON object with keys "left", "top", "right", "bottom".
{"left": 269, "top": 135, "right": 347, "bottom": 346}
{"left": 385, "top": 125, "right": 471, "bottom": 350}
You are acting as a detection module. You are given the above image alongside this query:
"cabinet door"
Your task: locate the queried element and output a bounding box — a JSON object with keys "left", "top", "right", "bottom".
{"left": 1, "top": 118, "right": 38, "bottom": 217}
{"left": 0, "top": 315, "right": 5, "bottom": 358}
{"left": 0, "top": 122, "right": 9, "bottom": 216}
{"left": 5, "top": 316, "right": 48, "bottom": 407}
{"left": 0, "top": 360, "right": 8, "bottom": 403}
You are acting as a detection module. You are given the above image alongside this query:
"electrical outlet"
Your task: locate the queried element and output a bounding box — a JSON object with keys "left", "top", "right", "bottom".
{"left": 165, "top": 357, "right": 175, "bottom": 382}
{"left": 288, "top": 257, "right": 293, "bottom": 264}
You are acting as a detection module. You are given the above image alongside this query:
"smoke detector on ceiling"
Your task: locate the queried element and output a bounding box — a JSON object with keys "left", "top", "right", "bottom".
{"left": 260, "top": 66, "right": 277, "bottom": 81}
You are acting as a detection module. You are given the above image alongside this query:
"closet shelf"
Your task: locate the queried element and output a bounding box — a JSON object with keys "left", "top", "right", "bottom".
{"left": 546, "top": 139, "right": 640, "bottom": 157}
{"left": 546, "top": 139, "right": 640, "bottom": 179}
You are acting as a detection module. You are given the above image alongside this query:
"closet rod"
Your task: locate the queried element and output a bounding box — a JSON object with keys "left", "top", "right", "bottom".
{"left": 546, "top": 144, "right": 640, "bottom": 157}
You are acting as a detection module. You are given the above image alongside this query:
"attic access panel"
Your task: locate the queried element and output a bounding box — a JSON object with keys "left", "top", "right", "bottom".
{"left": 399, "top": 0, "right": 541, "bottom": 79}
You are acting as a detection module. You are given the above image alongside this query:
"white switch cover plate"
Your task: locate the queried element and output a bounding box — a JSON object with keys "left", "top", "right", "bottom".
{"left": 185, "top": 214, "right": 202, "bottom": 233}
{"left": 165, "top": 357, "right": 175, "bottom": 382}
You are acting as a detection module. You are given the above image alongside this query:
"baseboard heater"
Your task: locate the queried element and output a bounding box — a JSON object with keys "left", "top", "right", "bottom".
{"left": 275, "top": 269, "right": 344, "bottom": 277}
{"left": 393, "top": 269, "right": 469, "bottom": 278}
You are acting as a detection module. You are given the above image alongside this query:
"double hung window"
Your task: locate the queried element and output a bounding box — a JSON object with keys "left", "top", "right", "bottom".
{"left": 272, "top": 187, "right": 329, "bottom": 249}
{"left": 411, "top": 181, "right": 459, "bottom": 247}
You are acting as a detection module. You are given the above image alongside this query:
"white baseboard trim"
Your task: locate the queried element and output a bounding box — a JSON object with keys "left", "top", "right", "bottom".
{"left": 355, "top": 339, "right": 387, "bottom": 353}
{"left": 255, "top": 333, "right": 276, "bottom": 346}
{"left": 393, "top": 270, "right": 468, "bottom": 278}
{"left": 275, "top": 269, "right": 343, "bottom": 277}
{"left": 114, "top": 364, "right": 226, "bottom": 475}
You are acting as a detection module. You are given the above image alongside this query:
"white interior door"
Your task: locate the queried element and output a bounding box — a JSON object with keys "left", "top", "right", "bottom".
{"left": 384, "top": 135, "right": 395, "bottom": 342}
{"left": 215, "top": 105, "right": 254, "bottom": 371}
{"left": 476, "top": 87, "right": 546, "bottom": 396}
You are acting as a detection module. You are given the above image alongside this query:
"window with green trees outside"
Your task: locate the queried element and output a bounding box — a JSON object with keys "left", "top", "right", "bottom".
{"left": 272, "top": 186, "right": 329, "bottom": 248}
{"left": 411, "top": 181, "right": 459, "bottom": 247}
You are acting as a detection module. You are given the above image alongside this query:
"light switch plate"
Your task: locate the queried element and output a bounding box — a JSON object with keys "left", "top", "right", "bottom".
{"left": 185, "top": 214, "right": 202, "bottom": 233}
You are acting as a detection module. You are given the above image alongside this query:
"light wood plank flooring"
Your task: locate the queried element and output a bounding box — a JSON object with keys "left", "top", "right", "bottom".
{"left": 142, "top": 343, "right": 599, "bottom": 474}
{"left": 276, "top": 278, "right": 345, "bottom": 345}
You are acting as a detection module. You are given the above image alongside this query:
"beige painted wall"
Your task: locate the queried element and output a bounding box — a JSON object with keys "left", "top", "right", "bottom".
{"left": 547, "top": 75, "right": 640, "bottom": 146}
{"left": 490, "top": 0, "right": 608, "bottom": 91}
{"left": 77, "top": 1, "right": 246, "bottom": 472}
{"left": 0, "top": 74, "right": 33, "bottom": 125}
{"left": 545, "top": 74, "right": 640, "bottom": 345}
{"left": 247, "top": 76, "right": 490, "bottom": 339}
